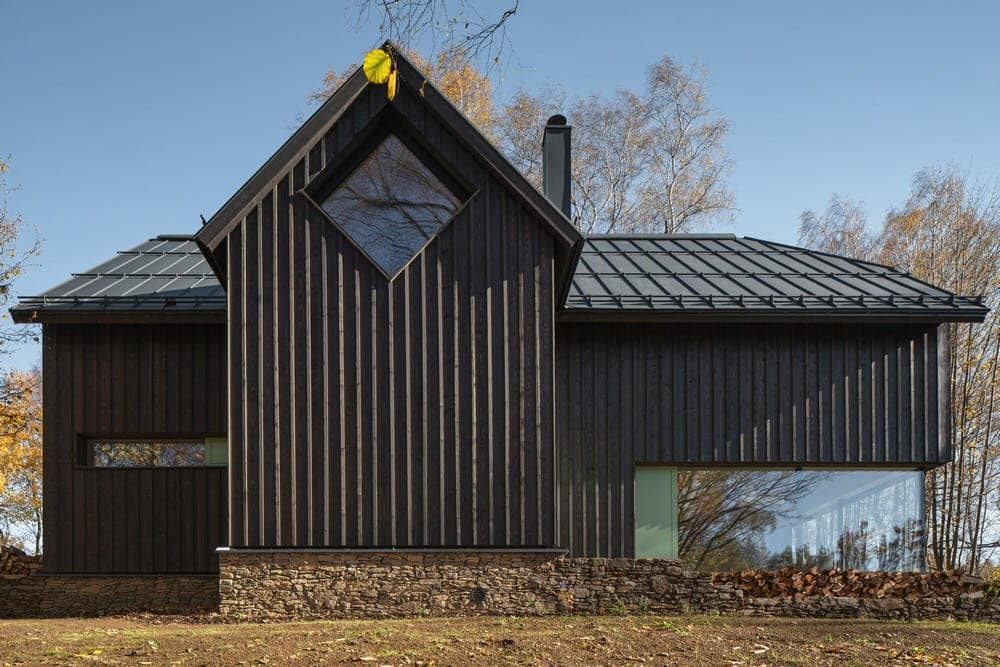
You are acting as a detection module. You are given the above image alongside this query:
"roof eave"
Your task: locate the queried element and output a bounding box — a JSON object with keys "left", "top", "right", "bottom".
{"left": 9, "top": 307, "right": 226, "bottom": 325}
{"left": 557, "top": 308, "right": 989, "bottom": 324}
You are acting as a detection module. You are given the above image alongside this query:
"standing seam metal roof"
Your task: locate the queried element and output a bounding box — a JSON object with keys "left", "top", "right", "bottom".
{"left": 12, "top": 233, "right": 988, "bottom": 321}
{"left": 566, "top": 234, "right": 987, "bottom": 318}
{"left": 12, "top": 236, "right": 225, "bottom": 314}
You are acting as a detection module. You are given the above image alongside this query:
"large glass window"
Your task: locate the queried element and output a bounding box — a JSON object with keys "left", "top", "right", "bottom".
{"left": 87, "top": 438, "right": 227, "bottom": 468}
{"left": 675, "top": 470, "right": 925, "bottom": 572}
{"left": 320, "top": 133, "right": 461, "bottom": 277}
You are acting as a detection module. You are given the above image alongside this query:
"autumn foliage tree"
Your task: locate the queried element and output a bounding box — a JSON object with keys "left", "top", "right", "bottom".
{"left": 800, "top": 167, "right": 1000, "bottom": 573}
{"left": 0, "top": 157, "right": 43, "bottom": 553}
{"left": 313, "top": 51, "right": 497, "bottom": 137}
{"left": 0, "top": 369, "right": 42, "bottom": 554}
{"left": 316, "top": 52, "right": 733, "bottom": 234}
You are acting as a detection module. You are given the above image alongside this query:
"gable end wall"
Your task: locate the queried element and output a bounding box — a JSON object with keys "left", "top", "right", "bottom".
{"left": 225, "top": 82, "right": 558, "bottom": 548}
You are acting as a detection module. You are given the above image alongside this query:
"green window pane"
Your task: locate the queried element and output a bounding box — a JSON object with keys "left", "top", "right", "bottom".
{"left": 634, "top": 466, "right": 678, "bottom": 558}
{"left": 204, "top": 437, "right": 229, "bottom": 466}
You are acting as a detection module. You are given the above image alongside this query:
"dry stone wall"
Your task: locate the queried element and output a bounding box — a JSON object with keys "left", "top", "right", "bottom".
{"left": 1, "top": 550, "right": 995, "bottom": 620}
{"left": 0, "top": 573, "right": 218, "bottom": 618}
{"left": 218, "top": 550, "right": 1000, "bottom": 622}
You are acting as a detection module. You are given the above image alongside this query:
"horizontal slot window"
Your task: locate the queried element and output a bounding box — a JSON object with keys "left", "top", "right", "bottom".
{"left": 86, "top": 437, "right": 227, "bottom": 468}
{"left": 677, "top": 470, "right": 924, "bottom": 572}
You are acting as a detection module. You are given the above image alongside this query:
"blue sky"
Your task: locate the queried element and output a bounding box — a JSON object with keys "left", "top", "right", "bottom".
{"left": 2, "top": 0, "right": 999, "bottom": 369}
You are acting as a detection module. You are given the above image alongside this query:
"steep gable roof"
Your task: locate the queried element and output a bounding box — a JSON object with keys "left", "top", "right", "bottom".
{"left": 195, "top": 44, "right": 582, "bottom": 289}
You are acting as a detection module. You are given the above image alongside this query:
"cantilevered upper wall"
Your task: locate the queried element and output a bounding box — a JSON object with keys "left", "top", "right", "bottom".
{"left": 553, "top": 235, "right": 986, "bottom": 558}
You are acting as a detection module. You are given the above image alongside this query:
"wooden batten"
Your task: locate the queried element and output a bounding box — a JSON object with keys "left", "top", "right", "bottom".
{"left": 223, "top": 80, "right": 559, "bottom": 548}
{"left": 42, "top": 323, "right": 228, "bottom": 573}
{"left": 556, "top": 321, "right": 947, "bottom": 558}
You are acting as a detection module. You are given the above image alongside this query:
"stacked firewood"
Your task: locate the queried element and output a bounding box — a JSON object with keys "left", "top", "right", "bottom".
{"left": 712, "top": 567, "right": 979, "bottom": 600}
{"left": 0, "top": 545, "right": 42, "bottom": 577}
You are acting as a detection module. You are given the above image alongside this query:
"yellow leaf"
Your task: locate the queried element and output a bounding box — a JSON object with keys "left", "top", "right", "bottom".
{"left": 387, "top": 69, "right": 398, "bottom": 101}
{"left": 362, "top": 48, "right": 392, "bottom": 85}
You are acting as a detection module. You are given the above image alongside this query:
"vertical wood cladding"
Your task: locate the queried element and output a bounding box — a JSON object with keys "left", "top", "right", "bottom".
{"left": 225, "top": 83, "right": 557, "bottom": 548}
{"left": 43, "top": 323, "right": 228, "bottom": 573}
{"left": 556, "top": 322, "right": 947, "bottom": 558}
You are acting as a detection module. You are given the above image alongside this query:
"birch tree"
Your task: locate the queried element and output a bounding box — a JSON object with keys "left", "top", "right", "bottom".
{"left": 881, "top": 170, "right": 1000, "bottom": 572}
{"left": 496, "top": 58, "right": 734, "bottom": 233}
{"left": 318, "top": 52, "right": 734, "bottom": 234}
{"left": 800, "top": 168, "right": 1000, "bottom": 572}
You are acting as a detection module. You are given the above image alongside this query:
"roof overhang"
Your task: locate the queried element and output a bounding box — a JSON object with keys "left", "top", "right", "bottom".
{"left": 557, "top": 309, "right": 988, "bottom": 324}
{"left": 10, "top": 307, "right": 226, "bottom": 325}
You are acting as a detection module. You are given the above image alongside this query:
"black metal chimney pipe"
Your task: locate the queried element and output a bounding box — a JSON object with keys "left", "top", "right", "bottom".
{"left": 542, "top": 114, "right": 572, "bottom": 219}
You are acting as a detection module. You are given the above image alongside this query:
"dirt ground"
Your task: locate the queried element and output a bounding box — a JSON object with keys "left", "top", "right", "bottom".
{"left": 0, "top": 614, "right": 996, "bottom": 666}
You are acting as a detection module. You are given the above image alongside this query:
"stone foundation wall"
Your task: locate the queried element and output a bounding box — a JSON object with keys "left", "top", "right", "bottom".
{"left": 218, "top": 550, "right": 1000, "bottom": 622}
{"left": 0, "top": 574, "right": 219, "bottom": 618}
{"left": 1, "top": 551, "right": 995, "bottom": 621}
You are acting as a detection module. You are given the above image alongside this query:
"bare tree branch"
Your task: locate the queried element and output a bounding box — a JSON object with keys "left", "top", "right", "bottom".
{"left": 494, "top": 58, "right": 734, "bottom": 234}
{"left": 346, "top": 0, "right": 520, "bottom": 72}
{"left": 0, "top": 157, "right": 41, "bottom": 364}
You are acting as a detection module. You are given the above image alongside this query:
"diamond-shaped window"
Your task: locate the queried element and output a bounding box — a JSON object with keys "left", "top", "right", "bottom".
{"left": 320, "top": 133, "right": 461, "bottom": 277}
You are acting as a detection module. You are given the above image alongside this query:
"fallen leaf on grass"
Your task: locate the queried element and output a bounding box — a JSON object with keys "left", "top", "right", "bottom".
{"left": 70, "top": 649, "right": 103, "bottom": 661}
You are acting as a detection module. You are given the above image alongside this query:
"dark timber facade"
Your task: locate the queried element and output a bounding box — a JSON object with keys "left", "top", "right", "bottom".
{"left": 215, "top": 85, "right": 565, "bottom": 550}
{"left": 12, "top": 49, "right": 987, "bottom": 575}
{"left": 556, "top": 321, "right": 949, "bottom": 557}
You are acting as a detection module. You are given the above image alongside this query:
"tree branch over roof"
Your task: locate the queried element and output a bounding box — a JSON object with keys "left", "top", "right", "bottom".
{"left": 348, "top": 0, "right": 520, "bottom": 69}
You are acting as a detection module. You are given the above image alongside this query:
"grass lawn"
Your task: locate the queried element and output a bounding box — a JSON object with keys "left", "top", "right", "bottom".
{"left": 0, "top": 614, "right": 997, "bottom": 665}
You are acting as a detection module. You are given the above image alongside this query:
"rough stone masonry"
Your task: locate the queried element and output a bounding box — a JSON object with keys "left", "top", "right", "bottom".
{"left": 218, "top": 550, "right": 1000, "bottom": 622}
{"left": 0, "top": 574, "right": 219, "bottom": 618}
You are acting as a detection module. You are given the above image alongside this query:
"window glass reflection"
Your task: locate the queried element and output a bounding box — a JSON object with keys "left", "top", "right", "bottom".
{"left": 90, "top": 441, "right": 209, "bottom": 467}
{"left": 321, "top": 134, "right": 460, "bottom": 276}
{"left": 677, "top": 470, "right": 924, "bottom": 571}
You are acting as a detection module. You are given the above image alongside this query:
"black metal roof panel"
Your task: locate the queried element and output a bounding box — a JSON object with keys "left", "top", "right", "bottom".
{"left": 12, "top": 236, "right": 225, "bottom": 320}
{"left": 15, "top": 232, "right": 988, "bottom": 323}
{"left": 565, "top": 234, "right": 988, "bottom": 320}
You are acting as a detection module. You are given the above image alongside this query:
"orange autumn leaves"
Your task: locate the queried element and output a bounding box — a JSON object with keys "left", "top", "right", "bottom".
{"left": 0, "top": 370, "right": 42, "bottom": 551}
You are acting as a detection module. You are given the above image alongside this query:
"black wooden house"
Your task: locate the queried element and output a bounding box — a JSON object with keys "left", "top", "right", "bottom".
{"left": 12, "top": 51, "right": 987, "bottom": 576}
